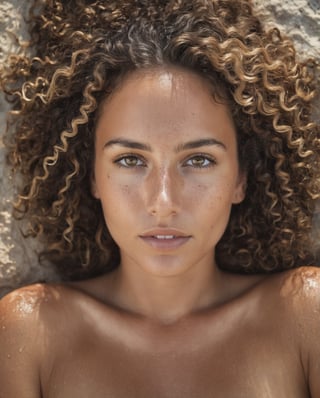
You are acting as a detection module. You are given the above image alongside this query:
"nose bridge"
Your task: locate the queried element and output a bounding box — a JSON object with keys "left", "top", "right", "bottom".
{"left": 146, "top": 163, "right": 180, "bottom": 216}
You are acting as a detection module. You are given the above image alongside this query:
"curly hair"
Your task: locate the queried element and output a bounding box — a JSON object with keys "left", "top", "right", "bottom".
{"left": 1, "top": 0, "right": 320, "bottom": 279}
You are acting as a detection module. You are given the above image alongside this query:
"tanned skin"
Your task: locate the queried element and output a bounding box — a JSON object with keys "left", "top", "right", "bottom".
{"left": 1, "top": 67, "right": 319, "bottom": 397}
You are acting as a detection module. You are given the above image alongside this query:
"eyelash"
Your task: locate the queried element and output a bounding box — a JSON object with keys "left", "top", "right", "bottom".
{"left": 183, "top": 154, "right": 216, "bottom": 168}
{"left": 114, "top": 154, "right": 146, "bottom": 168}
{"left": 113, "top": 153, "right": 216, "bottom": 169}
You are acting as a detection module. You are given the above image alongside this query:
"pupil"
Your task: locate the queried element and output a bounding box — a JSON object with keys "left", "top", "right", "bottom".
{"left": 127, "top": 157, "right": 136, "bottom": 165}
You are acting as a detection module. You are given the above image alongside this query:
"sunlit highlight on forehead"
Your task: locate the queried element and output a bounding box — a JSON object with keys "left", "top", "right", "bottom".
{"left": 154, "top": 68, "right": 213, "bottom": 102}
{"left": 158, "top": 70, "right": 174, "bottom": 89}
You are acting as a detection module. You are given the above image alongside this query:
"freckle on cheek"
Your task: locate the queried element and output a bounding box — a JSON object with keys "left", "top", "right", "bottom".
{"left": 121, "top": 185, "right": 129, "bottom": 194}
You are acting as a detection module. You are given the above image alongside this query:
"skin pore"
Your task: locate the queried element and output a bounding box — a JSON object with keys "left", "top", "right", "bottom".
{"left": 91, "top": 66, "right": 248, "bottom": 323}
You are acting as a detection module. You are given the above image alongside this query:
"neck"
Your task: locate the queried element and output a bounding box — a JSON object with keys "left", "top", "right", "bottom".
{"left": 107, "top": 258, "right": 229, "bottom": 324}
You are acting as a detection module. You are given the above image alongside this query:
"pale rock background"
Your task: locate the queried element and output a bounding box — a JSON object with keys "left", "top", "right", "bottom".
{"left": 0, "top": 0, "right": 319, "bottom": 297}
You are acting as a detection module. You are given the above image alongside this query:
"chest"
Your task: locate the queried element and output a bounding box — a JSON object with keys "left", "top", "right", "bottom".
{"left": 43, "top": 317, "right": 307, "bottom": 398}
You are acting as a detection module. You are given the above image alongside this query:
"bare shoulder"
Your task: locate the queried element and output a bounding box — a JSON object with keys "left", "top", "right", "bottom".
{"left": 0, "top": 283, "right": 67, "bottom": 354}
{"left": 0, "top": 283, "right": 70, "bottom": 324}
{"left": 264, "top": 266, "right": 320, "bottom": 306}
{"left": 268, "top": 266, "right": 320, "bottom": 397}
{"left": 254, "top": 265, "right": 320, "bottom": 316}
{"left": 0, "top": 283, "right": 50, "bottom": 335}
{"left": 1, "top": 283, "right": 54, "bottom": 314}
{"left": 0, "top": 282, "right": 105, "bottom": 397}
{"left": 234, "top": 266, "right": 320, "bottom": 338}
{"left": 278, "top": 265, "right": 320, "bottom": 329}
{"left": 0, "top": 282, "right": 90, "bottom": 352}
{"left": 251, "top": 266, "right": 320, "bottom": 315}
{"left": 0, "top": 284, "right": 57, "bottom": 397}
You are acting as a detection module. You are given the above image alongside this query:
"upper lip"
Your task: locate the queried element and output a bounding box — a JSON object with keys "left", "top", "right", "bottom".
{"left": 140, "top": 228, "right": 190, "bottom": 238}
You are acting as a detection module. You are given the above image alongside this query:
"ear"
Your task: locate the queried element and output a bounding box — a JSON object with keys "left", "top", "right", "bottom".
{"left": 232, "top": 172, "right": 247, "bottom": 204}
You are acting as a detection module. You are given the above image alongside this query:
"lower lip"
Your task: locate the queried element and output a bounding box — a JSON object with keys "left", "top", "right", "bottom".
{"left": 139, "top": 236, "right": 191, "bottom": 250}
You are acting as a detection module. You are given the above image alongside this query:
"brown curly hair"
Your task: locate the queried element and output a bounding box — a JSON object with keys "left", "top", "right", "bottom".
{"left": 1, "top": 0, "right": 320, "bottom": 279}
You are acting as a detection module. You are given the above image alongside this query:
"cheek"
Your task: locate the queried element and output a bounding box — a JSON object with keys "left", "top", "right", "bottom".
{"left": 194, "top": 181, "right": 234, "bottom": 222}
{"left": 99, "top": 179, "right": 140, "bottom": 220}
{"left": 191, "top": 180, "right": 231, "bottom": 205}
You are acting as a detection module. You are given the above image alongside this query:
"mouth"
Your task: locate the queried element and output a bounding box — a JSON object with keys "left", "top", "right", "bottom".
{"left": 152, "top": 235, "right": 177, "bottom": 239}
{"left": 139, "top": 230, "right": 191, "bottom": 250}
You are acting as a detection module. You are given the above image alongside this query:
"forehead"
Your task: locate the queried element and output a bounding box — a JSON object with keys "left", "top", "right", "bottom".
{"left": 103, "top": 66, "right": 219, "bottom": 108}
{"left": 95, "top": 67, "right": 235, "bottom": 146}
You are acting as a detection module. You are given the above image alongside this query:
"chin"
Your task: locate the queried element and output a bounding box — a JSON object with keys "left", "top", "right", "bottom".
{"left": 136, "top": 255, "right": 195, "bottom": 277}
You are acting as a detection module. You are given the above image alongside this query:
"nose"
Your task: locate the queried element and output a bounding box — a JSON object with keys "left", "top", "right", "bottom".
{"left": 145, "top": 166, "right": 181, "bottom": 219}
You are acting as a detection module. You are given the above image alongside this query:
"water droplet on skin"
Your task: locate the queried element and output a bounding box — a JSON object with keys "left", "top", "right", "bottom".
{"left": 18, "top": 347, "right": 24, "bottom": 353}
{"left": 7, "top": 354, "right": 11, "bottom": 359}
{"left": 1, "top": 325, "right": 6, "bottom": 331}
{"left": 7, "top": 291, "right": 40, "bottom": 316}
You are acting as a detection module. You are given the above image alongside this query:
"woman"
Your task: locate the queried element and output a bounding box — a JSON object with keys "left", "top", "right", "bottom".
{"left": 1, "top": 0, "right": 320, "bottom": 396}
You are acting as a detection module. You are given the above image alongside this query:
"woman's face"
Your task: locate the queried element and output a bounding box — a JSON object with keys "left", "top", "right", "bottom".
{"left": 93, "top": 67, "right": 246, "bottom": 277}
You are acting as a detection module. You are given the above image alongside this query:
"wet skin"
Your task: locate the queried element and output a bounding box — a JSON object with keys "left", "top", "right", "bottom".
{"left": 1, "top": 67, "right": 320, "bottom": 397}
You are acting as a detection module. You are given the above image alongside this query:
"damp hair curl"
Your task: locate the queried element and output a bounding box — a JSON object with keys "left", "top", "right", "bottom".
{"left": 1, "top": 0, "right": 320, "bottom": 279}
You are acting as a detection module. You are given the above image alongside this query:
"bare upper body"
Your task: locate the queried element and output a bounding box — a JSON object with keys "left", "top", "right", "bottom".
{"left": 1, "top": 266, "right": 320, "bottom": 398}
{"left": 1, "top": 56, "right": 320, "bottom": 398}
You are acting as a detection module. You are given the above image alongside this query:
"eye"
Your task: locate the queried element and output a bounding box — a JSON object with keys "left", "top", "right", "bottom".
{"left": 183, "top": 154, "right": 216, "bottom": 168}
{"left": 114, "top": 155, "right": 146, "bottom": 168}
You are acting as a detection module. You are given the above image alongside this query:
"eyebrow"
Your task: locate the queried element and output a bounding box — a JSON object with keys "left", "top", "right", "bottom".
{"left": 104, "top": 139, "right": 152, "bottom": 151}
{"left": 103, "top": 137, "right": 226, "bottom": 152}
{"left": 175, "top": 138, "right": 226, "bottom": 152}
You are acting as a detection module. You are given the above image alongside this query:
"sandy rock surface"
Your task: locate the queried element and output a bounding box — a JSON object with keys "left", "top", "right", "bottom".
{"left": 0, "top": 0, "right": 319, "bottom": 297}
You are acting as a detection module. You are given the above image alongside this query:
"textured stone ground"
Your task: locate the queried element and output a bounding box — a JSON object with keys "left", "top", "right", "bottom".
{"left": 0, "top": 0, "right": 319, "bottom": 297}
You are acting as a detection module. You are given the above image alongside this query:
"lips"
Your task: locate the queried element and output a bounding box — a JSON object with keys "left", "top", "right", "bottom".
{"left": 139, "top": 229, "right": 191, "bottom": 250}
{"left": 152, "top": 235, "right": 176, "bottom": 239}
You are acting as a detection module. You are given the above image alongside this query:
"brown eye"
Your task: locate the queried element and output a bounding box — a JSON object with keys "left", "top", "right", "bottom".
{"left": 184, "top": 155, "right": 215, "bottom": 168}
{"left": 115, "top": 155, "right": 145, "bottom": 168}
